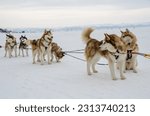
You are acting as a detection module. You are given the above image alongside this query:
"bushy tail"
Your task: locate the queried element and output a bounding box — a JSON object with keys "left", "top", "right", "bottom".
{"left": 82, "top": 27, "right": 94, "bottom": 44}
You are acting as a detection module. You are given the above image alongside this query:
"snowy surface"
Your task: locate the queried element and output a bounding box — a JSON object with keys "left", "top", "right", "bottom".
{"left": 0, "top": 26, "right": 150, "bottom": 99}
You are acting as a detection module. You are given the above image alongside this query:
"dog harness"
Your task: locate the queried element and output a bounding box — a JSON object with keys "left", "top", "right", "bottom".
{"left": 109, "top": 49, "right": 126, "bottom": 60}
{"left": 109, "top": 49, "right": 120, "bottom": 60}
{"left": 126, "top": 50, "right": 132, "bottom": 60}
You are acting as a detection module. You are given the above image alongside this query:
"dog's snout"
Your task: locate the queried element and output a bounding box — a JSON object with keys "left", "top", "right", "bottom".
{"left": 128, "top": 43, "right": 131, "bottom": 45}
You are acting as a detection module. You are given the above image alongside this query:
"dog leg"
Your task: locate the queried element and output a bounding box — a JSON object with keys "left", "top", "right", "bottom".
{"left": 132, "top": 58, "right": 137, "bottom": 73}
{"left": 37, "top": 51, "right": 40, "bottom": 62}
{"left": 108, "top": 59, "right": 117, "bottom": 80}
{"left": 55, "top": 53, "right": 59, "bottom": 62}
{"left": 14, "top": 46, "right": 17, "bottom": 57}
{"left": 118, "top": 60, "right": 126, "bottom": 80}
{"left": 91, "top": 53, "right": 100, "bottom": 73}
{"left": 40, "top": 48, "right": 45, "bottom": 65}
{"left": 26, "top": 49, "right": 29, "bottom": 56}
{"left": 87, "top": 60, "right": 92, "bottom": 75}
{"left": 4, "top": 48, "right": 7, "bottom": 57}
{"left": 22, "top": 48, "right": 24, "bottom": 57}
{"left": 123, "top": 64, "right": 126, "bottom": 73}
{"left": 8, "top": 48, "right": 12, "bottom": 58}
{"left": 92, "top": 63, "right": 98, "bottom": 73}
{"left": 50, "top": 53, "right": 54, "bottom": 62}
{"left": 32, "top": 51, "right": 36, "bottom": 64}
{"left": 91, "top": 59, "right": 99, "bottom": 73}
{"left": 47, "top": 52, "right": 51, "bottom": 64}
{"left": 56, "top": 57, "right": 60, "bottom": 62}
{"left": 18, "top": 48, "right": 21, "bottom": 56}
{"left": 40, "top": 53, "right": 44, "bottom": 65}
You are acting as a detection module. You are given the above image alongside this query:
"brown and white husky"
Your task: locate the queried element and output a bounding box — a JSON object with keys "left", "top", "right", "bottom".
{"left": 27, "top": 29, "right": 53, "bottom": 64}
{"left": 82, "top": 28, "right": 127, "bottom": 80}
{"left": 121, "top": 29, "right": 139, "bottom": 73}
{"left": 4, "top": 34, "right": 17, "bottom": 58}
{"left": 51, "top": 42, "right": 65, "bottom": 62}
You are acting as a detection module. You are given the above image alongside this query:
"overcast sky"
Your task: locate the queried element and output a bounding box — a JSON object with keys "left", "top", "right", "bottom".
{"left": 0, "top": 0, "right": 150, "bottom": 28}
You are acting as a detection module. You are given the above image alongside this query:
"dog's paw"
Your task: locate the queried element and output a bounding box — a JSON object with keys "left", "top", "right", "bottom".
{"left": 32, "top": 62, "right": 36, "bottom": 64}
{"left": 41, "top": 63, "right": 44, "bottom": 65}
{"left": 133, "top": 69, "right": 137, "bottom": 73}
{"left": 112, "top": 77, "right": 117, "bottom": 80}
{"left": 37, "top": 59, "right": 41, "bottom": 62}
{"left": 88, "top": 73, "right": 92, "bottom": 76}
{"left": 93, "top": 70, "right": 98, "bottom": 73}
{"left": 121, "top": 76, "right": 126, "bottom": 80}
{"left": 48, "top": 62, "right": 51, "bottom": 64}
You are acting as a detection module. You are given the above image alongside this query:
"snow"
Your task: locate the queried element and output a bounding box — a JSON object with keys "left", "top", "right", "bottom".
{"left": 0, "top": 26, "right": 150, "bottom": 99}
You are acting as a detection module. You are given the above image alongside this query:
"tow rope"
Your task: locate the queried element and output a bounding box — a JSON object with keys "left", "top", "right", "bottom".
{"left": 64, "top": 52, "right": 108, "bottom": 65}
{"left": 132, "top": 52, "right": 150, "bottom": 59}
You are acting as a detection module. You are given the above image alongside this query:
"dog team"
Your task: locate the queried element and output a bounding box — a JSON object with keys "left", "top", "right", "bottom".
{"left": 4, "top": 28, "right": 139, "bottom": 80}
{"left": 82, "top": 27, "right": 139, "bottom": 80}
{"left": 4, "top": 29, "right": 65, "bottom": 64}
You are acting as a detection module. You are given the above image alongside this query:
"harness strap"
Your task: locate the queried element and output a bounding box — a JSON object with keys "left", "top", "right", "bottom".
{"left": 126, "top": 50, "right": 132, "bottom": 60}
{"left": 64, "top": 53, "right": 108, "bottom": 65}
{"left": 109, "top": 49, "right": 127, "bottom": 60}
{"left": 40, "top": 37, "right": 51, "bottom": 50}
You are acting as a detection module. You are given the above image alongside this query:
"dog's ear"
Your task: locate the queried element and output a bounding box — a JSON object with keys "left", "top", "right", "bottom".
{"left": 20, "top": 36, "right": 23, "bottom": 40}
{"left": 104, "top": 33, "right": 110, "bottom": 41}
{"left": 120, "top": 31, "right": 124, "bottom": 34}
{"left": 126, "top": 28, "right": 130, "bottom": 33}
{"left": 44, "top": 29, "right": 47, "bottom": 33}
{"left": 6, "top": 34, "right": 9, "bottom": 37}
{"left": 24, "top": 35, "right": 27, "bottom": 40}
{"left": 62, "top": 52, "right": 65, "bottom": 56}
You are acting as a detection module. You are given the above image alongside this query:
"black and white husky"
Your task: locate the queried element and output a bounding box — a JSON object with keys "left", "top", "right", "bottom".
{"left": 18, "top": 35, "right": 29, "bottom": 57}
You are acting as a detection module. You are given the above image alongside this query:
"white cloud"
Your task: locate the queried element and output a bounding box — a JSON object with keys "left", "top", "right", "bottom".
{"left": 0, "top": 0, "right": 150, "bottom": 27}
{"left": 1, "top": 0, "right": 150, "bottom": 9}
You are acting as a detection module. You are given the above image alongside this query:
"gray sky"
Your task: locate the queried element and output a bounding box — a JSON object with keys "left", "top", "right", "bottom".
{"left": 0, "top": 0, "right": 150, "bottom": 28}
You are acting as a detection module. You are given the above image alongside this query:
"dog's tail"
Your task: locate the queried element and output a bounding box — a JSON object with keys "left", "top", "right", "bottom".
{"left": 82, "top": 27, "right": 94, "bottom": 44}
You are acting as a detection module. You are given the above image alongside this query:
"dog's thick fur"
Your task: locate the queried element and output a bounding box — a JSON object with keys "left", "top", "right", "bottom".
{"left": 121, "top": 29, "right": 139, "bottom": 73}
{"left": 4, "top": 34, "right": 17, "bottom": 58}
{"left": 51, "top": 42, "right": 65, "bottom": 62}
{"left": 27, "top": 29, "right": 53, "bottom": 64}
{"left": 18, "top": 35, "right": 29, "bottom": 57}
{"left": 82, "top": 28, "right": 127, "bottom": 80}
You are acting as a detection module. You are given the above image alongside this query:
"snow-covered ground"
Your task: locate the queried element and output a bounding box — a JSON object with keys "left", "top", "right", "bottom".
{"left": 0, "top": 26, "right": 150, "bottom": 99}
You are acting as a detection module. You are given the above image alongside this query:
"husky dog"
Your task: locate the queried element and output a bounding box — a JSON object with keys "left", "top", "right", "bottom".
{"left": 51, "top": 42, "right": 65, "bottom": 62}
{"left": 4, "top": 34, "right": 17, "bottom": 58}
{"left": 82, "top": 28, "right": 127, "bottom": 80}
{"left": 18, "top": 35, "right": 29, "bottom": 57}
{"left": 121, "top": 29, "right": 139, "bottom": 73}
{"left": 28, "top": 29, "right": 53, "bottom": 64}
